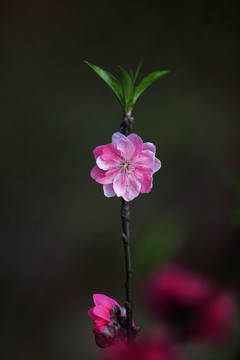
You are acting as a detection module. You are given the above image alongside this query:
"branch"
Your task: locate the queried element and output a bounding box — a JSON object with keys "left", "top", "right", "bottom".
{"left": 120, "top": 109, "right": 134, "bottom": 341}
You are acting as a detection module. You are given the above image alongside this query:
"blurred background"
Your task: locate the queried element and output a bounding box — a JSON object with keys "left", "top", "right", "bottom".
{"left": 1, "top": 0, "right": 240, "bottom": 359}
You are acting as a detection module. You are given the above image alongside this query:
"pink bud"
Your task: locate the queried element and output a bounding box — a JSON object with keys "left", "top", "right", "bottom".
{"left": 88, "top": 294, "right": 135, "bottom": 348}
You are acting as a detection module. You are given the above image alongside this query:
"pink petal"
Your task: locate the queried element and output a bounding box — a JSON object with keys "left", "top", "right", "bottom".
{"left": 133, "top": 166, "right": 154, "bottom": 193}
{"left": 93, "top": 320, "right": 107, "bottom": 334}
{"left": 112, "top": 132, "right": 126, "bottom": 145}
{"left": 93, "top": 294, "right": 120, "bottom": 309}
{"left": 133, "top": 150, "right": 155, "bottom": 168}
{"left": 96, "top": 144, "right": 121, "bottom": 171}
{"left": 117, "top": 139, "right": 135, "bottom": 158}
{"left": 113, "top": 171, "right": 128, "bottom": 197}
{"left": 143, "top": 142, "right": 156, "bottom": 154}
{"left": 133, "top": 166, "right": 153, "bottom": 181}
{"left": 140, "top": 175, "right": 153, "bottom": 193}
{"left": 96, "top": 156, "right": 114, "bottom": 171}
{"left": 153, "top": 158, "right": 161, "bottom": 173}
{"left": 90, "top": 165, "right": 105, "bottom": 180}
{"left": 128, "top": 133, "right": 143, "bottom": 157}
{"left": 93, "top": 145, "right": 105, "bottom": 160}
{"left": 88, "top": 307, "right": 97, "bottom": 320}
{"left": 93, "top": 305, "right": 111, "bottom": 321}
{"left": 101, "top": 144, "right": 121, "bottom": 162}
{"left": 122, "top": 174, "right": 141, "bottom": 202}
{"left": 96, "top": 168, "right": 119, "bottom": 184}
{"left": 103, "top": 184, "right": 116, "bottom": 197}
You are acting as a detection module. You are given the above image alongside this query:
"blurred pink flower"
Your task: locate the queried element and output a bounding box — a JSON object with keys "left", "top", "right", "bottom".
{"left": 103, "top": 336, "right": 178, "bottom": 360}
{"left": 88, "top": 294, "right": 134, "bottom": 348}
{"left": 143, "top": 264, "right": 237, "bottom": 344}
{"left": 196, "top": 291, "right": 237, "bottom": 343}
{"left": 90, "top": 132, "right": 161, "bottom": 202}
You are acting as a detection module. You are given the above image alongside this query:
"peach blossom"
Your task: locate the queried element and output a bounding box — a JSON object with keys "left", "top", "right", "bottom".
{"left": 91, "top": 132, "right": 161, "bottom": 201}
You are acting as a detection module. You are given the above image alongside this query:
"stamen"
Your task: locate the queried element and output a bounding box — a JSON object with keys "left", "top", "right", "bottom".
{"left": 121, "top": 159, "right": 131, "bottom": 171}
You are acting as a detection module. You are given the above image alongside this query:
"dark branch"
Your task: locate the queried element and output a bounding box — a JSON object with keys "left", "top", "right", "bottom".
{"left": 120, "top": 110, "right": 134, "bottom": 341}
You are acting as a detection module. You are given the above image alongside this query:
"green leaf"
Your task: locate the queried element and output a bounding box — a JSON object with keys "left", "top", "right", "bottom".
{"left": 133, "top": 58, "right": 143, "bottom": 85}
{"left": 118, "top": 65, "right": 132, "bottom": 112}
{"left": 84, "top": 61, "right": 124, "bottom": 107}
{"left": 132, "top": 69, "right": 170, "bottom": 106}
{"left": 130, "top": 70, "right": 134, "bottom": 82}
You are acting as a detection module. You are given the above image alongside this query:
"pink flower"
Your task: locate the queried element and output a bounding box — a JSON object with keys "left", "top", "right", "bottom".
{"left": 90, "top": 132, "right": 161, "bottom": 202}
{"left": 88, "top": 294, "right": 134, "bottom": 348}
{"left": 103, "top": 336, "right": 178, "bottom": 360}
{"left": 143, "top": 264, "right": 237, "bottom": 344}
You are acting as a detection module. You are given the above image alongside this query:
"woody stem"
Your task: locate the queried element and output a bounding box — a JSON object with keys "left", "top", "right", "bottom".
{"left": 120, "top": 111, "right": 134, "bottom": 341}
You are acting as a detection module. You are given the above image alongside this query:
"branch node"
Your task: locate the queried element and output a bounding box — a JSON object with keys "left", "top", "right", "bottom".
{"left": 121, "top": 233, "right": 128, "bottom": 244}
{"left": 125, "top": 301, "right": 131, "bottom": 311}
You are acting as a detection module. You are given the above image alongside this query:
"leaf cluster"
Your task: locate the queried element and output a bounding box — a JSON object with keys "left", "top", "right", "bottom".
{"left": 84, "top": 59, "right": 170, "bottom": 113}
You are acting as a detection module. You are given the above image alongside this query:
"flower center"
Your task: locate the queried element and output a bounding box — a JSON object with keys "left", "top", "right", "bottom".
{"left": 121, "top": 159, "right": 131, "bottom": 171}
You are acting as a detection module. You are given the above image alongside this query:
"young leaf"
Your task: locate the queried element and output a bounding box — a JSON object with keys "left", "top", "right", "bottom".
{"left": 118, "top": 65, "right": 132, "bottom": 112}
{"left": 84, "top": 61, "right": 124, "bottom": 107}
{"left": 133, "top": 58, "right": 143, "bottom": 85}
{"left": 132, "top": 70, "right": 170, "bottom": 106}
{"left": 130, "top": 70, "right": 134, "bottom": 82}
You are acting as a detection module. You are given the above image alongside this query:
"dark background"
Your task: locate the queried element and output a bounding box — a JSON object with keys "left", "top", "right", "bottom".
{"left": 1, "top": 0, "right": 240, "bottom": 359}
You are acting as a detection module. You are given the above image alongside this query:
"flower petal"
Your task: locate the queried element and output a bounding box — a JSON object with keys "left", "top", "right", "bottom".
{"left": 96, "top": 144, "right": 121, "bottom": 170}
{"left": 143, "top": 142, "right": 156, "bottom": 154}
{"left": 96, "top": 168, "right": 119, "bottom": 184}
{"left": 117, "top": 139, "right": 135, "bottom": 158}
{"left": 122, "top": 174, "right": 141, "bottom": 202}
{"left": 93, "top": 319, "right": 107, "bottom": 334}
{"left": 112, "top": 132, "right": 126, "bottom": 145}
{"left": 103, "top": 184, "right": 116, "bottom": 197}
{"left": 133, "top": 166, "right": 153, "bottom": 182}
{"left": 88, "top": 307, "right": 97, "bottom": 320}
{"left": 140, "top": 175, "right": 153, "bottom": 193}
{"left": 96, "top": 156, "right": 112, "bottom": 171}
{"left": 128, "top": 133, "right": 143, "bottom": 157}
{"left": 153, "top": 158, "right": 161, "bottom": 173}
{"left": 93, "top": 294, "right": 120, "bottom": 309}
{"left": 133, "top": 150, "right": 155, "bottom": 168}
{"left": 90, "top": 165, "right": 105, "bottom": 180}
{"left": 101, "top": 144, "right": 121, "bottom": 162}
{"left": 93, "top": 145, "right": 105, "bottom": 160}
{"left": 113, "top": 171, "right": 128, "bottom": 197}
{"left": 93, "top": 305, "right": 111, "bottom": 321}
{"left": 133, "top": 168, "right": 154, "bottom": 193}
